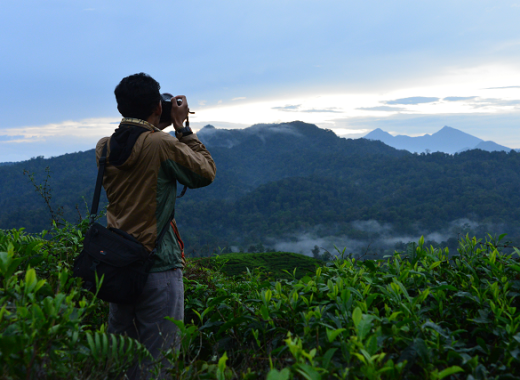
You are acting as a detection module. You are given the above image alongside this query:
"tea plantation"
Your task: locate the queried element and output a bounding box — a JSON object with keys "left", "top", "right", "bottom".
{"left": 197, "top": 251, "right": 321, "bottom": 279}
{"left": 1, "top": 221, "right": 520, "bottom": 379}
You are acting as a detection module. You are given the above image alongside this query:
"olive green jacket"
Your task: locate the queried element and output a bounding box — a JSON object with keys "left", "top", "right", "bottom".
{"left": 96, "top": 118, "right": 216, "bottom": 272}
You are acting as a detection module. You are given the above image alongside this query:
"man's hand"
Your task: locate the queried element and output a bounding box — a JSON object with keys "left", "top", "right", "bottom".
{"left": 171, "top": 95, "right": 189, "bottom": 131}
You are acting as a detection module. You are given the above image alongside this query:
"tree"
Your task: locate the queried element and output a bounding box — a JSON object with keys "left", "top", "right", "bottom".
{"left": 311, "top": 245, "right": 321, "bottom": 259}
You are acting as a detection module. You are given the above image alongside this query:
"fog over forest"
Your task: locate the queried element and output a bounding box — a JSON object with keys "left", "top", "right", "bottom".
{"left": 263, "top": 218, "right": 509, "bottom": 258}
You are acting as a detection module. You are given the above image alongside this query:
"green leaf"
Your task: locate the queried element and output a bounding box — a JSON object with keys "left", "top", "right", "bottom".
{"left": 414, "top": 338, "right": 430, "bottom": 363}
{"left": 438, "top": 366, "right": 463, "bottom": 379}
{"left": 111, "top": 334, "right": 118, "bottom": 359}
{"left": 352, "top": 307, "right": 362, "bottom": 328}
{"left": 357, "top": 315, "right": 375, "bottom": 340}
{"left": 102, "top": 333, "right": 108, "bottom": 357}
{"left": 393, "top": 278, "right": 411, "bottom": 301}
{"left": 422, "top": 321, "right": 449, "bottom": 339}
{"left": 431, "top": 284, "right": 457, "bottom": 292}
{"left": 217, "top": 352, "right": 228, "bottom": 380}
{"left": 321, "top": 348, "right": 337, "bottom": 369}
{"left": 24, "top": 268, "right": 37, "bottom": 295}
{"left": 326, "top": 328, "right": 346, "bottom": 343}
{"left": 295, "top": 363, "right": 322, "bottom": 380}
{"left": 34, "top": 279, "right": 46, "bottom": 294}
{"left": 366, "top": 335, "right": 378, "bottom": 356}
{"left": 429, "top": 261, "right": 441, "bottom": 270}
{"left": 510, "top": 264, "right": 520, "bottom": 273}
{"left": 87, "top": 333, "right": 98, "bottom": 362}
{"left": 267, "top": 368, "right": 291, "bottom": 380}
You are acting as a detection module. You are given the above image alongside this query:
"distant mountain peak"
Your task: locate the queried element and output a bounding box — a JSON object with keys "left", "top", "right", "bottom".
{"left": 433, "top": 125, "right": 478, "bottom": 139}
{"left": 364, "top": 128, "right": 393, "bottom": 140}
{"left": 438, "top": 125, "right": 457, "bottom": 132}
{"left": 362, "top": 126, "right": 509, "bottom": 154}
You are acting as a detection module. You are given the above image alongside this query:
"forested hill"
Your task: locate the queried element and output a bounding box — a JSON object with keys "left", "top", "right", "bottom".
{"left": 179, "top": 149, "right": 520, "bottom": 254}
{"left": 1, "top": 121, "right": 520, "bottom": 256}
{"left": 0, "top": 121, "right": 408, "bottom": 231}
{"left": 195, "top": 121, "right": 409, "bottom": 199}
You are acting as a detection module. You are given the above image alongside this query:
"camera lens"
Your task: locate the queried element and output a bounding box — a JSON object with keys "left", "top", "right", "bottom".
{"left": 161, "top": 93, "right": 173, "bottom": 103}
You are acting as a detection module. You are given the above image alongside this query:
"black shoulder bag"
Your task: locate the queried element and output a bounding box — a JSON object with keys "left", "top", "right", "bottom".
{"left": 73, "top": 144, "right": 171, "bottom": 304}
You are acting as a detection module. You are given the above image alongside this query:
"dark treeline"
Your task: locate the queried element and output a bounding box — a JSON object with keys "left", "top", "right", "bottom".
{"left": 177, "top": 150, "right": 520, "bottom": 255}
{"left": 1, "top": 122, "right": 519, "bottom": 256}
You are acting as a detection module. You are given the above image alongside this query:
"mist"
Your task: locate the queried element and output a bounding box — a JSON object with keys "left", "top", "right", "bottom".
{"left": 264, "top": 218, "right": 512, "bottom": 259}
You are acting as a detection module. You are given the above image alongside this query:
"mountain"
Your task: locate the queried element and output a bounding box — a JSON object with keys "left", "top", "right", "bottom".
{"left": 0, "top": 121, "right": 407, "bottom": 230}
{"left": 192, "top": 121, "right": 408, "bottom": 199}
{"left": 2, "top": 121, "right": 520, "bottom": 256}
{"left": 459, "top": 141, "right": 512, "bottom": 153}
{"left": 363, "top": 126, "right": 511, "bottom": 154}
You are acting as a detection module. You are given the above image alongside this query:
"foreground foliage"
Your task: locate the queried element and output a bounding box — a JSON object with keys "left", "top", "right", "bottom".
{"left": 179, "top": 235, "right": 520, "bottom": 379}
{"left": 199, "top": 251, "right": 321, "bottom": 280}
{"left": 0, "top": 224, "right": 150, "bottom": 379}
{"left": 1, "top": 225, "right": 520, "bottom": 379}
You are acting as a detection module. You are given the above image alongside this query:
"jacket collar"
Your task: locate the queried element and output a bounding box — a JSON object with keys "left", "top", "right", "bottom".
{"left": 121, "top": 117, "right": 160, "bottom": 132}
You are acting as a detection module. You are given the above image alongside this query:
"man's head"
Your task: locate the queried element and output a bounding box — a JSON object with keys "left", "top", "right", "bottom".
{"left": 114, "top": 73, "right": 161, "bottom": 121}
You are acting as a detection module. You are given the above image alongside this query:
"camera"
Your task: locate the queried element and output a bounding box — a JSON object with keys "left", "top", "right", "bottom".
{"left": 160, "top": 93, "right": 182, "bottom": 123}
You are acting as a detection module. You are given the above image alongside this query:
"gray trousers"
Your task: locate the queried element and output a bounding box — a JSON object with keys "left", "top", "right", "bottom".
{"left": 108, "top": 269, "right": 184, "bottom": 380}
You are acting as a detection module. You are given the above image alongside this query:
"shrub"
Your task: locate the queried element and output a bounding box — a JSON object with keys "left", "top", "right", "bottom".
{"left": 0, "top": 228, "right": 149, "bottom": 379}
{"left": 3, "top": 225, "right": 520, "bottom": 379}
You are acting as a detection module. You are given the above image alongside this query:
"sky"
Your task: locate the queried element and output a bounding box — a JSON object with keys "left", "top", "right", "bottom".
{"left": 1, "top": 0, "right": 520, "bottom": 162}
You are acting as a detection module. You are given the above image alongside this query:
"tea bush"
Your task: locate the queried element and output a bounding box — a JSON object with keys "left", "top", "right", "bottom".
{"left": 0, "top": 226, "right": 149, "bottom": 379}
{"left": 2, "top": 225, "right": 520, "bottom": 379}
{"left": 179, "top": 235, "right": 520, "bottom": 379}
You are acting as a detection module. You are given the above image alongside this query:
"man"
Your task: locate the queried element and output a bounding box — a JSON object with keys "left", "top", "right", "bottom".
{"left": 96, "top": 73, "right": 216, "bottom": 379}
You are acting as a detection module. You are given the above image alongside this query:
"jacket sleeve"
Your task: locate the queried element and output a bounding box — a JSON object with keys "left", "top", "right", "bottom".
{"left": 95, "top": 137, "right": 110, "bottom": 167}
{"left": 157, "top": 133, "right": 216, "bottom": 188}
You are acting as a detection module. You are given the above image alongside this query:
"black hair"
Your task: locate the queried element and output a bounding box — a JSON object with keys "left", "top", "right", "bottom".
{"left": 114, "top": 73, "right": 161, "bottom": 121}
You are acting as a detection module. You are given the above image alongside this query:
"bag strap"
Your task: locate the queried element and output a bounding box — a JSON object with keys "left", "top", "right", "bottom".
{"left": 89, "top": 143, "right": 108, "bottom": 225}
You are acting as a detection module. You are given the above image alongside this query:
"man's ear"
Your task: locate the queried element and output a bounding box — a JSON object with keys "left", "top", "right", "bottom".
{"left": 154, "top": 101, "right": 162, "bottom": 116}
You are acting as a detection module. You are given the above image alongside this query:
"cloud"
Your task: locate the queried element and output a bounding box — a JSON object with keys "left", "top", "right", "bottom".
{"left": 232, "top": 97, "right": 246, "bottom": 101}
{"left": 484, "top": 86, "right": 520, "bottom": 89}
{"left": 272, "top": 104, "right": 302, "bottom": 111}
{"left": 0, "top": 135, "right": 24, "bottom": 142}
{"left": 300, "top": 108, "right": 343, "bottom": 113}
{"left": 469, "top": 98, "right": 520, "bottom": 108}
{"left": 351, "top": 220, "right": 392, "bottom": 234}
{"left": 443, "top": 96, "right": 478, "bottom": 102}
{"left": 357, "top": 106, "right": 406, "bottom": 112}
{"left": 272, "top": 104, "right": 342, "bottom": 113}
{"left": 248, "top": 123, "right": 302, "bottom": 137}
{"left": 385, "top": 97, "right": 440, "bottom": 105}
{"left": 265, "top": 218, "right": 503, "bottom": 259}
{"left": 190, "top": 121, "right": 249, "bottom": 131}
{"left": 267, "top": 232, "right": 366, "bottom": 256}
{"left": 0, "top": 117, "right": 118, "bottom": 161}
{"left": 333, "top": 128, "right": 371, "bottom": 136}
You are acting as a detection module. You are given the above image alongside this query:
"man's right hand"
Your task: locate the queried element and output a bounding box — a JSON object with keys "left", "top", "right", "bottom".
{"left": 171, "top": 95, "right": 189, "bottom": 131}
